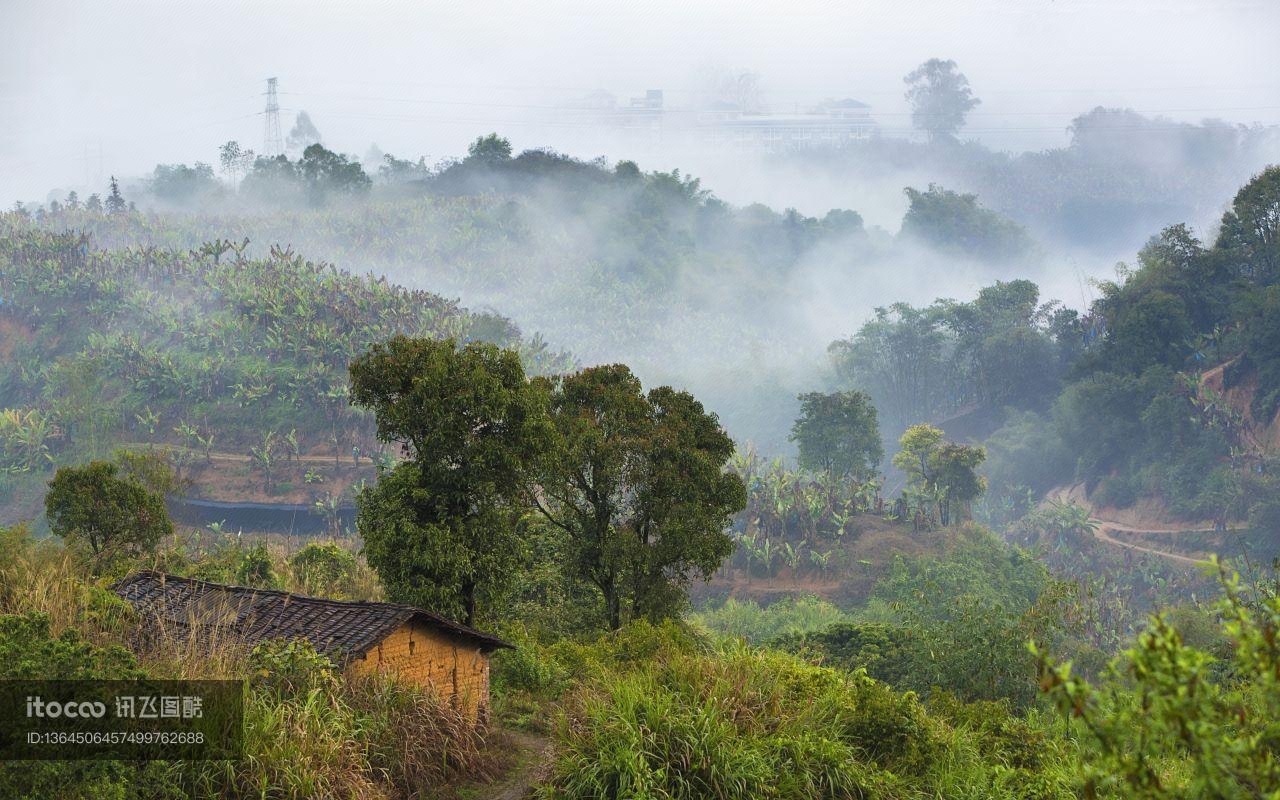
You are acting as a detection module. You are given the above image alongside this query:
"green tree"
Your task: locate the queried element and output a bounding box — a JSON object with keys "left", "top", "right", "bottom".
{"left": 465, "top": 133, "right": 513, "bottom": 165}
{"left": 104, "top": 176, "right": 127, "bottom": 214}
{"left": 1216, "top": 164, "right": 1280, "bottom": 286}
{"left": 147, "top": 162, "right": 219, "bottom": 206}
{"left": 789, "top": 390, "right": 883, "bottom": 480}
{"left": 298, "top": 143, "right": 372, "bottom": 206}
{"left": 44, "top": 461, "right": 172, "bottom": 567}
{"left": 903, "top": 58, "right": 980, "bottom": 142}
{"left": 892, "top": 424, "right": 986, "bottom": 526}
{"left": 240, "top": 154, "right": 303, "bottom": 206}
{"left": 892, "top": 423, "right": 946, "bottom": 490}
{"left": 931, "top": 442, "right": 987, "bottom": 525}
{"left": 218, "top": 140, "right": 244, "bottom": 183}
{"left": 900, "top": 185, "right": 1033, "bottom": 262}
{"left": 829, "top": 302, "right": 950, "bottom": 433}
{"left": 289, "top": 542, "right": 357, "bottom": 595}
{"left": 350, "top": 336, "right": 550, "bottom": 624}
{"left": 534, "top": 365, "right": 746, "bottom": 629}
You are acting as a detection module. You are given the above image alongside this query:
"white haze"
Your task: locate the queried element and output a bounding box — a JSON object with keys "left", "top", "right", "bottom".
{"left": 3, "top": 0, "right": 1279, "bottom": 449}
{"left": 4, "top": 0, "right": 1278, "bottom": 201}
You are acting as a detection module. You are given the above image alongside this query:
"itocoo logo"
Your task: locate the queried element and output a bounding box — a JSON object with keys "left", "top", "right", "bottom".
{"left": 25, "top": 696, "right": 107, "bottom": 718}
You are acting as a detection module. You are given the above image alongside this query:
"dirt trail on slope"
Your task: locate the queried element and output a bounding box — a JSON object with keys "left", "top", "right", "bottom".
{"left": 1046, "top": 485, "right": 1232, "bottom": 566}
{"left": 481, "top": 732, "right": 553, "bottom": 800}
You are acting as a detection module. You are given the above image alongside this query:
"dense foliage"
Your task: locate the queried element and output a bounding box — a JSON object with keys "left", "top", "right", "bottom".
{"left": 833, "top": 167, "right": 1280, "bottom": 536}
{"left": 351, "top": 336, "right": 551, "bottom": 624}
{"left": 0, "top": 217, "right": 569, "bottom": 517}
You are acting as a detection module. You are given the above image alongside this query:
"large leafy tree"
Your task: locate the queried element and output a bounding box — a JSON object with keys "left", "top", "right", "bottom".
{"left": 789, "top": 390, "right": 883, "bottom": 480}
{"left": 829, "top": 302, "right": 951, "bottom": 435}
{"left": 44, "top": 461, "right": 172, "bottom": 568}
{"left": 899, "top": 185, "right": 1033, "bottom": 262}
{"left": 903, "top": 58, "right": 980, "bottom": 142}
{"left": 533, "top": 365, "right": 746, "bottom": 629}
{"left": 465, "top": 133, "right": 513, "bottom": 165}
{"left": 350, "top": 336, "right": 551, "bottom": 625}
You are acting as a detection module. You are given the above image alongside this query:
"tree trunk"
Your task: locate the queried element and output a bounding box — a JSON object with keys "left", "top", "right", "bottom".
{"left": 462, "top": 580, "right": 476, "bottom": 627}
{"left": 604, "top": 582, "right": 621, "bottom": 630}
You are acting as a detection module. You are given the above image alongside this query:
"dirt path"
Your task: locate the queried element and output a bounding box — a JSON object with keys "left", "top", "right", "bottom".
{"left": 1046, "top": 485, "right": 1234, "bottom": 566}
{"left": 481, "top": 732, "right": 553, "bottom": 800}
{"left": 121, "top": 442, "right": 378, "bottom": 466}
{"left": 1091, "top": 521, "right": 1205, "bottom": 566}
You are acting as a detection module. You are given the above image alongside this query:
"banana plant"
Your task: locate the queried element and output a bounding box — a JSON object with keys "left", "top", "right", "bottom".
{"left": 808, "top": 549, "right": 833, "bottom": 582}
{"left": 249, "top": 430, "right": 280, "bottom": 493}
{"left": 312, "top": 491, "right": 343, "bottom": 538}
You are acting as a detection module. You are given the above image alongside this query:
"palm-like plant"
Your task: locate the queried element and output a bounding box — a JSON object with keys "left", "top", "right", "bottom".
{"left": 0, "top": 408, "right": 56, "bottom": 473}
{"left": 312, "top": 491, "right": 343, "bottom": 537}
{"left": 249, "top": 430, "right": 280, "bottom": 493}
{"left": 808, "top": 549, "right": 833, "bottom": 582}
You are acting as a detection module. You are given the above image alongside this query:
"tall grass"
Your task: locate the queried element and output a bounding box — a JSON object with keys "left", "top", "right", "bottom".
{"left": 689, "top": 595, "right": 852, "bottom": 645}
{"left": 539, "top": 639, "right": 1079, "bottom": 800}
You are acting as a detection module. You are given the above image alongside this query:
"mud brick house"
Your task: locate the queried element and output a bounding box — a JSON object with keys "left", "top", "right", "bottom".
{"left": 113, "top": 571, "right": 511, "bottom": 719}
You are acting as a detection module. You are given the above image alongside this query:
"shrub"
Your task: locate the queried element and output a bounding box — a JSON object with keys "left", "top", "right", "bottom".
{"left": 0, "top": 611, "right": 169, "bottom": 799}
{"left": 1037, "top": 563, "right": 1280, "bottom": 797}
{"left": 235, "top": 542, "right": 278, "bottom": 588}
{"left": 250, "top": 638, "right": 338, "bottom": 695}
{"left": 774, "top": 622, "right": 925, "bottom": 690}
{"left": 691, "top": 595, "right": 852, "bottom": 644}
{"left": 289, "top": 542, "right": 357, "bottom": 596}
{"left": 0, "top": 611, "right": 142, "bottom": 679}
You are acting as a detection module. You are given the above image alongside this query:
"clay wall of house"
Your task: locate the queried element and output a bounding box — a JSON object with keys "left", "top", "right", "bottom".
{"left": 349, "top": 620, "right": 490, "bottom": 718}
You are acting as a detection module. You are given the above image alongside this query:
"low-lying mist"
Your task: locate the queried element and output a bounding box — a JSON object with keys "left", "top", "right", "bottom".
{"left": 18, "top": 111, "right": 1279, "bottom": 453}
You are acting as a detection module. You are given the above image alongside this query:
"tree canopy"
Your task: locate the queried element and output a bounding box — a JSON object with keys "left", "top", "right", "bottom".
{"left": 44, "top": 460, "right": 172, "bottom": 567}
{"left": 533, "top": 364, "right": 746, "bottom": 629}
{"left": 903, "top": 58, "right": 981, "bottom": 142}
{"left": 789, "top": 390, "right": 883, "bottom": 479}
{"left": 350, "top": 336, "right": 551, "bottom": 624}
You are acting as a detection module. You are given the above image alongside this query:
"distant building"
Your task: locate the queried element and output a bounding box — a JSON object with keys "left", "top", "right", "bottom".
{"left": 697, "top": 98, "right": 877, "bottom": 152}
{"left": 113, "top": 571, "right": 512, "bottom": 720}
{"left": 577, "top": 90, "right": 876, "bottom": 152}
{"left": 573, "top": 88, "right": 880, "bottom": 152}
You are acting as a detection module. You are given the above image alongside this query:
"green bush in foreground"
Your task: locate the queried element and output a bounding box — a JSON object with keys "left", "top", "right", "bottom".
{"left": 1038, "top": 561, "right": 1280, "bottom": 798}
{"left": 540, "top": 637, "right": 1076, "bottom": 800}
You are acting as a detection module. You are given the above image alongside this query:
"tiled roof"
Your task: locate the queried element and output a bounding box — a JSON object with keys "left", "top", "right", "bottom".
{"left": 112, "top": 571, "right": 512, "bottom": 663}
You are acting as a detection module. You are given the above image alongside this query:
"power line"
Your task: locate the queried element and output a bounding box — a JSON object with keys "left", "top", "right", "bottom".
{"left": 279, "top": 89, "right": 1280, "bottom": 118}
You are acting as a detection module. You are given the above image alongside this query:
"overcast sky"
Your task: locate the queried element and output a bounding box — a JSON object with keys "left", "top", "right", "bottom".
{"left": 2, "top": 0, "right": 1278, "bottom": 203}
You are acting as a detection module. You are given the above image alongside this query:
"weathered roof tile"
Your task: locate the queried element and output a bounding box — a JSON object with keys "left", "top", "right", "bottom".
{"left": 112, "top": 571, "right": 512, "bottom": 662}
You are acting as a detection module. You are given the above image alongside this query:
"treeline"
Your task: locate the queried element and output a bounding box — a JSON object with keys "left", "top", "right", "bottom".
{"left": 17, "top": 134, "right": 1049, "bottom": 451}
{"left": 833, "top": 166, "right": 1280, "bottom": 532}
{"left": 789, "top": 106, "right": 1280, "bottom": 254}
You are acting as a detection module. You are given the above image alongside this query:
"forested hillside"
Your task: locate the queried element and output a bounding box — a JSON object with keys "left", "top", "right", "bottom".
{"left": 22, "top": 137, "right": 1047, "bottom": 451}
{"left": 831, "top": 166, "right": 1280, "bottom": 549}
{"left": 3, "top": 135, "right": 1280, "bottom": 798}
